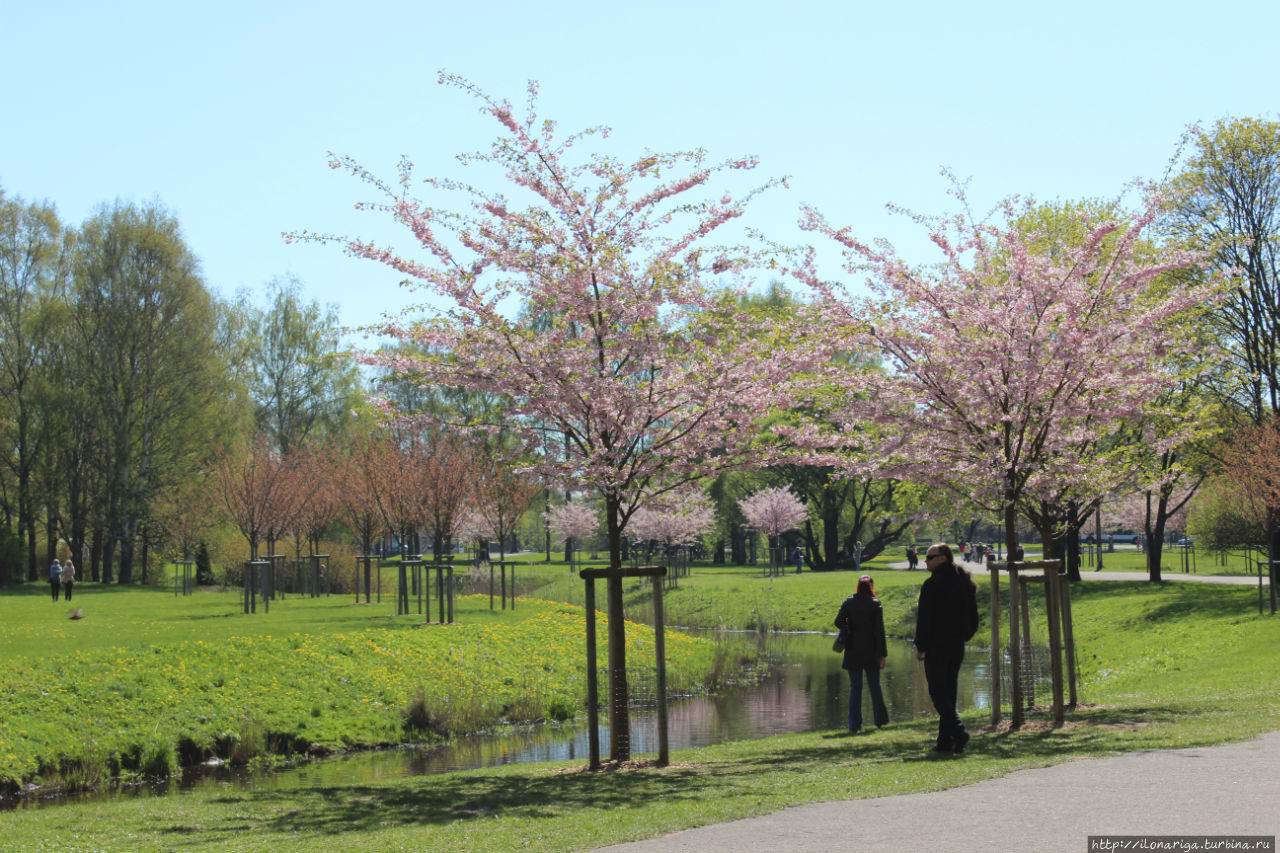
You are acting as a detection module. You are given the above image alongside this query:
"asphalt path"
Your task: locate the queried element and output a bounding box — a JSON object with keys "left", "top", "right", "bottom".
{"left": 593, "top": 731, "right": 1280, "bottom": 852}
{"left": 895, "top": 559, "right": 1265, "bottom": 586}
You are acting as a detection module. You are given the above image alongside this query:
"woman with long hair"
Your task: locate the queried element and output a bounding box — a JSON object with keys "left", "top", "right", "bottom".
{"left": 834, "top": 574, "right": 889, "bottom": 733}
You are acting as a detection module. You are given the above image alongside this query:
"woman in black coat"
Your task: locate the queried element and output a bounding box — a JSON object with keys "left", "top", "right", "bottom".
{"left": 834, "top": 574, "right": 889, "bottom": 732}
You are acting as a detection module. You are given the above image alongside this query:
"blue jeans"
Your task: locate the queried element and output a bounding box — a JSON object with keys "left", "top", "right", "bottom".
{"left": 847, "top": 665, "right": 889, "bottom": 731}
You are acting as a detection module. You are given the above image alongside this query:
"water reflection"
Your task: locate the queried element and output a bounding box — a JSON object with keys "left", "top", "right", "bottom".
{"left": 5, "top": 633, "right": 1048, "bottom": 810}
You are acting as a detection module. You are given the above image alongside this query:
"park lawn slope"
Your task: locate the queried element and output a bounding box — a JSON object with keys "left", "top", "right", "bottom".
{"left": 0, "top": 593, "right": 729, "bottom": 793}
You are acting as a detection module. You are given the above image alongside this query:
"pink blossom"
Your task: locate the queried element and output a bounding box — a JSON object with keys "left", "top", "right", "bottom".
{"left": 545, "top": 500, "right": 599, "bottom": 545}
{"left": 628, "top": 490, "right": 717, "bottom": 547}
{"left": 797, "top": 189, "right": 1223, "bottom": 544}
{"left": 738, "top": 486, "right": 808, "bottom": 536}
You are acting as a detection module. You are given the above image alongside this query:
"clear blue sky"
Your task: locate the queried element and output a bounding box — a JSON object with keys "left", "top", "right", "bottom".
{"left": 3, "top": 0, "right": 1277, "bottom": 336}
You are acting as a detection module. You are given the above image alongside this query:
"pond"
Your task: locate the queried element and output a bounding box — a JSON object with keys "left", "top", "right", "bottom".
{"left": 6, "top": 631, "right": 1043, "bottom": 810}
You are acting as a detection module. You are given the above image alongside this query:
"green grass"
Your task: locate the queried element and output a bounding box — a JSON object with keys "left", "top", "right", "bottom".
{"left": 0, "top": 582, "right": 734, "bottom": 793}
{"left": 0, "top": 567, "right": 1276, "bottom": 852}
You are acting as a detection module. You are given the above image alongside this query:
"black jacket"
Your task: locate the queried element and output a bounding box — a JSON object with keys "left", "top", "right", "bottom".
{"left": 914, "top": 562, "right": 979, "bottom": 653}
{"left": 835, "top": 593, "right": 888, "bottom": 669}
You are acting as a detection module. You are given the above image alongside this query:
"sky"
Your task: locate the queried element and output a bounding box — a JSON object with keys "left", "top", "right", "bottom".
{"left": 3, "top": 0, "right": 1278, "bottom": 340}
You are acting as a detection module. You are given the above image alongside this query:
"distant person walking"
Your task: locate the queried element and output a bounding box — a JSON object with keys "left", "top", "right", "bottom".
{"left": 61, "top": 559, "right": 76, "bottom": 601}
{"left": 49, "top": 558, "right": 62, "bottom": 601}
{"left": 915, "top": 543, "right": 979, "bottom": 753}
{"left": 835, "top": 574, "right": 889, "bottom": 732}
{"left": 906, "top": 544, "right": 918, "bottom": 570}
{"left": 853, "top": 540, "right": 863, "bottom": 572}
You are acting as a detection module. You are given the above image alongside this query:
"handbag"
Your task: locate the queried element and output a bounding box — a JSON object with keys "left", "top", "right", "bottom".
{"left": 832, "top": 630, "right": 846, "bottom": 653}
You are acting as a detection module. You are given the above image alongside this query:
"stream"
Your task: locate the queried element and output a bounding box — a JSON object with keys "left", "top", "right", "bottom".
{"left": 7, "top": 631, "right": 1041, "bottom": 810}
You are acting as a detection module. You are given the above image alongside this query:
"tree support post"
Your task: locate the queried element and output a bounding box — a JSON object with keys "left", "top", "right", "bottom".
{"left": 1044, "top": 566, "right": 1065, "bottom": 725}
{"left": 584, "top": 578, "right": 600, "bottom": 770}
{"left": 1020, "top": 576, "right": 1034, "bottom": 707}
{"left": 987, "top": 554, "right": 1001, "bottom": 728}
{"left": 1006, "top": 562, "right": 1023, "bottom": 728}
{"left": 396, "top": 563, "right": 409, "bottom": 615}
{"left": 446, "top": 564, "right": 454, "bottom": 623}
{"left": 1059, "top": 573, "right": 1078, "bottom": 707}
{"left": 581, "top": 565, "right": 667, "bottom": 766}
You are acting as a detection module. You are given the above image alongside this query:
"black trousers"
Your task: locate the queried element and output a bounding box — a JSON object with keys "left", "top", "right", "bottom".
{"left": 924, "top": 644, "right": 966, "bottom": 747}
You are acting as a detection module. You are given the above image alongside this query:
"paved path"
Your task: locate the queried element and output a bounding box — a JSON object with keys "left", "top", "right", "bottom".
{"left": 889, "top": 560, "right": 1265, "bottom": 586}
{"left": 593, "top": 731, "right": 1280, "bottom": 852}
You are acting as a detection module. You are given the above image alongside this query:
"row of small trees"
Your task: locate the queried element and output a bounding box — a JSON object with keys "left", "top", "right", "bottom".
{"left": 200, "top": 426, "right": 541, "bottom": 571}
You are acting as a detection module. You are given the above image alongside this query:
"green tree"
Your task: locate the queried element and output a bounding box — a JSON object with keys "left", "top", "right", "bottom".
{"left": 244, "top": 276, "right": 360, "bottom": 454}
{"left": 0, "top": 189, "right": 66, "bottom": 582}
{"left": 1167, "top": 117, "right": 1280, "bottom": 569}
{"left": 70, "top": 201, "right": 229, "bottom": 583}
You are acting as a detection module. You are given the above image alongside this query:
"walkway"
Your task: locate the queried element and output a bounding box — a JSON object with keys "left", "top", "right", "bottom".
{"left": 890, "top": 559, "right": 1265, "bottom": 586}
{"left": 593, "top": 731, "right": 1280, "bottom": 852}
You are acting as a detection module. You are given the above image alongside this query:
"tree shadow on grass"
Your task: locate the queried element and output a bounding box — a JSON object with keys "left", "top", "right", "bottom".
{"left": 177, "top": 761, "right": 729, "bottom": 841}
{"left": 174, "top": 705, "right": 1203, "bottom": 844}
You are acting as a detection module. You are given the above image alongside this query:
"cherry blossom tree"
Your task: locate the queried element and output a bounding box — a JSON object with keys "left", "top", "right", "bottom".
{"left": 292, "top": 443, "right": 341, "bottom": 556}
{"left": 454, "top": 507, "right": 489, "bottom": 558}
{"left": 365, "top": 426, "right": 429, "bottom": 560}
{"left": 419, "top": 431, "right": 474, "bottom": 562}
{"left": 628, "top": 489, "right": 717, "bottom": 549}
{"left": 316, "top": 75, "right": 826, "bottom": 760}
{"left": 471, "top": 456, "right": 540, "bottom": 568}
{"left": 213, "top": 435, "right": 294, "bottom": 561}
{"left": 738, "top": 485, "right": 808, "bottom": 570}
{"left": 544, "top": 499, "right": 599, "bottom": 565}
{"left": 738, "top": 485, "right": 808, "bottom": 536}
{"left": 150, "top": 470, "right": 219, "bottom": 564}
{"left": 331, "top": 428, "right": 388, "bottom": 560}
{"left": 797, "top": 191, "right": 1218, "bottom": 558}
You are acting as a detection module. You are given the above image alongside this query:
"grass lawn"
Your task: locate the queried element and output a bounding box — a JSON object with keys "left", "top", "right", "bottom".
{"left": 0, "top": 564, "right": 1276, "bottom": 852}
{"left": 0, "top": 581, "right": 731, "bottom": 793}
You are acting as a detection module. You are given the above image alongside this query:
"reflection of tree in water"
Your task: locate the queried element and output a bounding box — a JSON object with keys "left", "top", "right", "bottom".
{"left": 41, "top": 633, "right": 1004, "bottom": 810}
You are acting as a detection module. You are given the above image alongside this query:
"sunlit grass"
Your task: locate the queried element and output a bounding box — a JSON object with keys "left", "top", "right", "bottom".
{"left": 0, "top": 585, "right": 730, "bottom": 792}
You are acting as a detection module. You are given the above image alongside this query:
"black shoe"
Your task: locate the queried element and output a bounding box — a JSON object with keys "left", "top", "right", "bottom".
{"left": 952, "top": 731, "right": 970, "bottom": 754}
{"left": 932, "top": 742, "right": 952, "bottom": 753}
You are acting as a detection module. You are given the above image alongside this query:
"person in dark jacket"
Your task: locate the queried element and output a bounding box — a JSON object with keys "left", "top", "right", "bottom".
{"left": 834, "top": 574, "right": 889, "bottom": 732}
{"left": 915, "top": 543, "right": 979, "bottom": 753}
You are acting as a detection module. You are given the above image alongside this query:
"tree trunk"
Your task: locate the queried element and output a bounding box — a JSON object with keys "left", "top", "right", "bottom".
{"left": 1065, "top": 500, "right": 1082, "bottom": 582}
{"left": 44, "top": 501, "right": 58, "bottom": 576}
{"left": 1145, "top": 491, "right": 1166, "bottom": 583}
{"left": 25, "top": 522, "right": 37, "bottom": 582}
{"left": 603, "top": 495, "right": 630, "bottom": 763}
{"left": 820, "top": 491, "right": 841, "bottom": 569}
{"left": 90, "top": 526, "right": 102, "bottom": 582}
{"left": 1267, "top": 507, "right": 1280, "bottom": 604}
{"left": 118, "top": 527, "right": 135, "bottom": 585}
{"left": 1005, "top": 499, "right": 1018, "bottom": 563}
{"left": 22, "top": 497, "right": 36, "bottom": 582}
{"left": 140, "top": 527, "right": 149, "bottom": 585}
{"left": 1095, "top": 505, "right": 1104, "bottom": 571}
